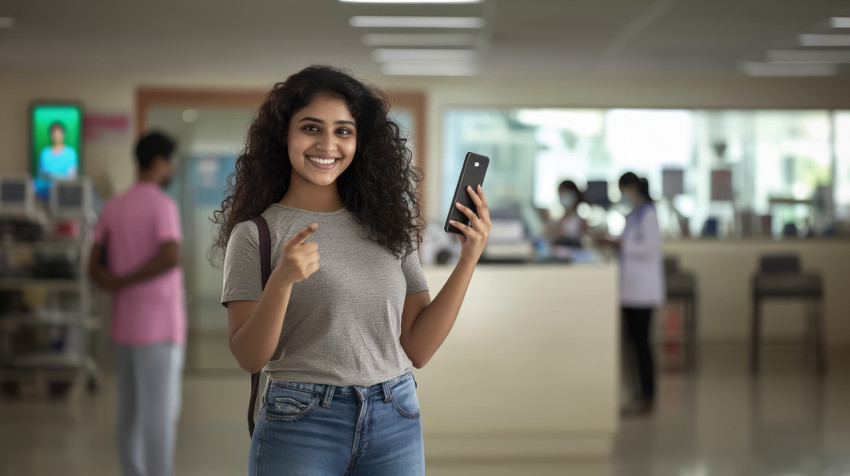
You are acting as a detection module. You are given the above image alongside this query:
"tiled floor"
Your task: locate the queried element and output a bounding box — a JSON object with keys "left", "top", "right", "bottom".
{"left": 2, "top": 347, "right": 849, "bottom": 476}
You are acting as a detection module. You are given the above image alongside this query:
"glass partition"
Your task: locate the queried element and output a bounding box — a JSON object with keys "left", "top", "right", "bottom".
{"left": 443, "top": 108, "right": 848, "bottom": 239}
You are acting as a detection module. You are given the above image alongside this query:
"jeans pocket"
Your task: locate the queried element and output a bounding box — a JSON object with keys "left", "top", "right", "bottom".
{"left": 390, "top": 376, "right": 421, "bottom": 419}
{"left": 265, "top": 387, "right": 319, "bottom": 422}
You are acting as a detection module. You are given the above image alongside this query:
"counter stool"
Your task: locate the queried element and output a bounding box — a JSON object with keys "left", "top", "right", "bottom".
{"left": 751, "top": 255, "right": 824, "bottom": 374}
{"left": 664, "top": 256, "right": 698, "bottom": 371}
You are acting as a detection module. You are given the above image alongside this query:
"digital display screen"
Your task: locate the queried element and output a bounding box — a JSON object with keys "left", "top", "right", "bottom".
{"left": 30, "top": 103, "right": 83, "bottom": 200}
{"left": 584, "top": 180, "right": 610, "bottom": 207}
{"left": 662, "top": 168, "right": 685, "bottom": 199}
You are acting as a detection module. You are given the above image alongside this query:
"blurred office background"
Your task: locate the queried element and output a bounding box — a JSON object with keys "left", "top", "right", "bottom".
{"left": 1, "top": 1, "right": 850, "bottom": 475}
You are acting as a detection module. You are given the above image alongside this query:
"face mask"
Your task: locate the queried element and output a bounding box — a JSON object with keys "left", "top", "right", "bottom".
{"left": 621, "top": 195, "right": 634, "bottom": 209}
{"left": 560, "top": 192, "right": 577, "bottom": 209}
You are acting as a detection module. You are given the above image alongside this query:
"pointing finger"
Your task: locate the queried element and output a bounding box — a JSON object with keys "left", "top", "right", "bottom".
{"left": 286, "top": 223, "right": 318, "bottom": 248}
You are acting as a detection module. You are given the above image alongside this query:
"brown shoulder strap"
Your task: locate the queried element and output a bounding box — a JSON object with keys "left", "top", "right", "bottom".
{"left": 247, "top": 216, "right": 272, "bottom": 437}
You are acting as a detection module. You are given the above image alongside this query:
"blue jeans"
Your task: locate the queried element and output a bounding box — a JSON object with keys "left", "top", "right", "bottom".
{"left": 249, "top": 372, "right": 424, "bottom": 476}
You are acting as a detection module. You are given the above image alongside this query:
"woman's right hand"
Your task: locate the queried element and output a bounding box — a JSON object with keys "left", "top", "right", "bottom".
{"left": 274, "top": 223, "right": 320, "bottom": 285}
{"left": 450, "top": 185, "right": 491, "bottom": 263}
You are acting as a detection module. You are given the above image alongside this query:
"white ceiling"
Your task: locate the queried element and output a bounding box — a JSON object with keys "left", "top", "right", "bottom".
{"left": 1, "top": 0, "right": 849, "bottom": 76}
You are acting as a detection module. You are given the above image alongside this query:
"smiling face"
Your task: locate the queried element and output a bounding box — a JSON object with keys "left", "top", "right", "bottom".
{"left": 286, "top": 93, "right": 357, "bottom": 189}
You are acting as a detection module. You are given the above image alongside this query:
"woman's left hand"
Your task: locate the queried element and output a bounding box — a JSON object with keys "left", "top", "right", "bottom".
{"left": 450, "top": 185, "right": 491, "bottom": 263}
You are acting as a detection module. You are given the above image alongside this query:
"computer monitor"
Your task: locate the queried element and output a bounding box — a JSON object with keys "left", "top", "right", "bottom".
{"left": 49, "top": 178, "right": 92, "bottom": 219}
{"left": 0, "top": 175, "right": 35, "bottom": 216}
{"left": 584, "top": 180, "right": 610, "bottom": 207}
{"left": 662, "top": 168, "right": 685, "bottom": 199}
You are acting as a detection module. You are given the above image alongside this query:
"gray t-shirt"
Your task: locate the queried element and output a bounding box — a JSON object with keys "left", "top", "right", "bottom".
{"left": 221, "top": 203, "right": 429, "bottom": 387}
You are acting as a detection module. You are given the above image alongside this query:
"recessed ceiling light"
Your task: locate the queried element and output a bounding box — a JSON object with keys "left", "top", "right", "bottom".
{"left": 372, "top": 48, "right": 477, "bottom": 63}
{"left": 349, "top": 16, "right": 486, "bottom": 28}
{"left": 831, "top": 17, "right": 850, "bottom": 28}
{"left": 362, "top": 33, "right": 478, "bottom": 46}
{"left": 0, "top": 17, "right": 14, "bottom": 28}
{"left": 341, "top": 0, "right": 483, "bottom": 3}
{"left": 741, "top": 61, "right": 837, "bottom": 76}
{"left": 799, "top": 34, "right": 850, "bottom": 47}
{"left": 182, "top": 109, "right": 200, "bottom": 123}
{"left": 380, "top": 62, "right": 477, "bottom": 76}
{"left": 767, "top": 49, "right": 850, "bottom": 63}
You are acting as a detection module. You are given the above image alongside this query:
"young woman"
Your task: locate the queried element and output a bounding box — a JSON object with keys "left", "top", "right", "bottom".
{"left": 600, "top": 172, "right": 664, "bottom": 415}
{"left": 211, "top": 65, "right": 491, "bottom": 475}
{"left": 551, "top": 180, "right": 587, "bottom": 248}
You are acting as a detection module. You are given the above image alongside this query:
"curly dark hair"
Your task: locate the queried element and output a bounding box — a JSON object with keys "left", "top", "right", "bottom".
{"left": 209, "top": 65, "right": 424, "bottom": 266}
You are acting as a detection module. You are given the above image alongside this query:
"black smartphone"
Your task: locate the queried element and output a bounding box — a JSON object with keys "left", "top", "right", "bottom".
{"left": 444, "top": 152, "right": 490, "bottom": 234}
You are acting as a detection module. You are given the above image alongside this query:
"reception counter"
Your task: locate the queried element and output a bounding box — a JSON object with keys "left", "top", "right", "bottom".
{"left": 415, "top": 262, "right": 619, "bottom": 460}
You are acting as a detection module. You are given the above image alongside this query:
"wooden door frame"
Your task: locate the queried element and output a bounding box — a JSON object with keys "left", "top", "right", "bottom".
{"left": 383, "top": 91, "right": 429, "bottom": 220}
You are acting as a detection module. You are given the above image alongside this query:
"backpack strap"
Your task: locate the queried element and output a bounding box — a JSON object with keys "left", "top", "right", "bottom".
{"left": 247, "top": 216, "right": 272, "bottom": 437}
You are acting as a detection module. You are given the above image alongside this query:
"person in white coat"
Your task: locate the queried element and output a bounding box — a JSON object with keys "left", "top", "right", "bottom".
{"left": 601, "top": 172, "right": 665, "bottom": 415}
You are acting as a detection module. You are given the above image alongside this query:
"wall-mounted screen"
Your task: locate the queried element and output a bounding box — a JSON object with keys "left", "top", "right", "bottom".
{"left": 30, "top": 102, "right": 83, "bottom": 200}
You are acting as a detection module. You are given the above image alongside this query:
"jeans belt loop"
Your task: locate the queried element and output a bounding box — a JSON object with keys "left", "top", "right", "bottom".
{"left": 381, "top": 381, "right": 392, "bottom": 402}
{"left": 322, "top": 385, "right": 335, "bottom": 408}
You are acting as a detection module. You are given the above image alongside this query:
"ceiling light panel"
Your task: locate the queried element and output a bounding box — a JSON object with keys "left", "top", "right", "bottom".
{"left": 799, "top": 34, "right": 850, "bottom": 47}
{"left": 767, "top": 49, "right": 850, "bottom": 63}
{"left": 741, "top": 61, "right": 837, "bottom": 76}
{"left": 341, "top": 0, "right": 483, "bottom": 3}
{"left": 831, "top": 17, "right": 850, "bottom": 28}
{"left": 362, "top": 33, "right": 478, "bottom": 46}
{"left": 349, "top": 16, "right": 486, "bottom": 28}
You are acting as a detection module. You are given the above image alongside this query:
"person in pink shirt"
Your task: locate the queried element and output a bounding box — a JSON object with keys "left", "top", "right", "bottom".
{"left": 88, "top": 131, "right": 185, "bottom": 476}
